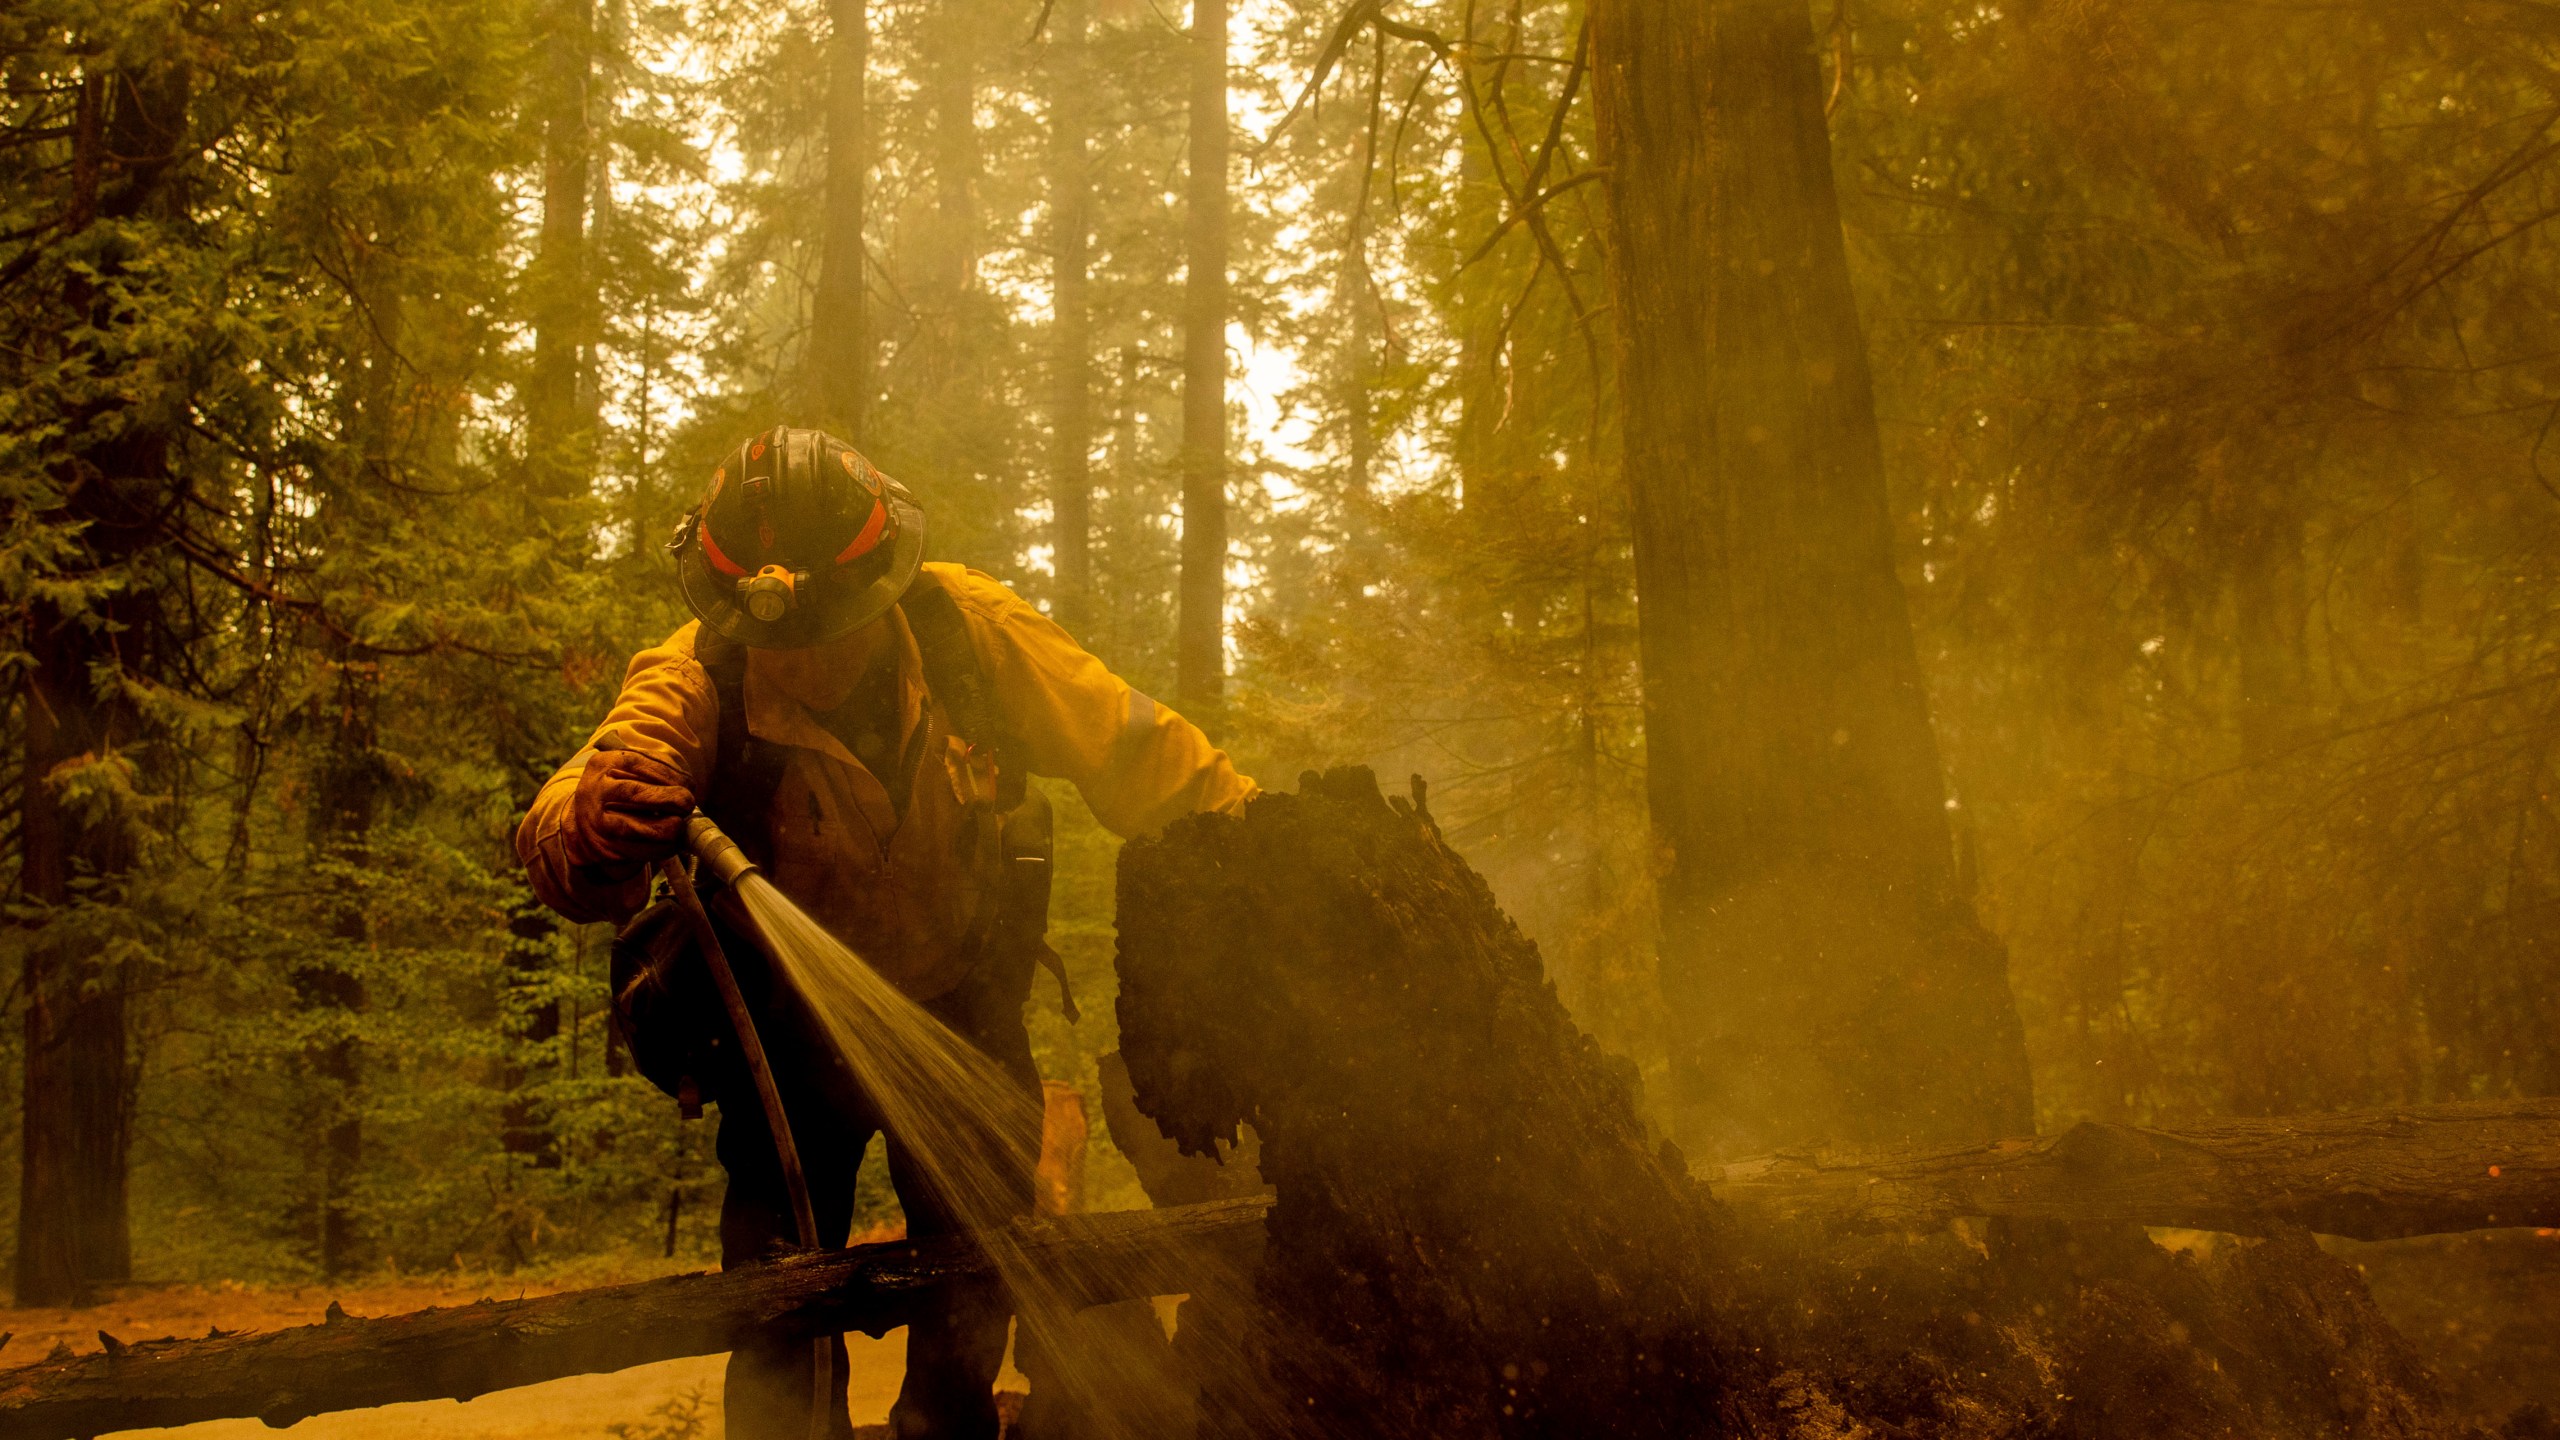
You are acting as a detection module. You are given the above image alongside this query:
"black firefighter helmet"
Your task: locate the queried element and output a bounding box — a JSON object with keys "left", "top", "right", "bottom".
{"left": 669, "top": 427, "right": 924, "bottom": 649}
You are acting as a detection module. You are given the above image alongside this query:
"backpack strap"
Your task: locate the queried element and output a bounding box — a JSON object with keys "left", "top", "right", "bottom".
{"left": 898, "top": 570, "right": 1029, "bottom": 812}
{"left": 694, "top": 628, "right": 790, "bottom": 860}
{"left": 900, "top": 572, "right": 1071, "bottom": 1014}
{"left": 694, "top": 575, "right": 1026, "bottom": 826}
{"left": 694, "top": 582, "right": 1069, "bottom": 1014}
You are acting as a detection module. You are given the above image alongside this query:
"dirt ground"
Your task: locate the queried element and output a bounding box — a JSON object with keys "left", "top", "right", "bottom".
{"left": 9, "top": 1231, "right": 2552, "bottom": 1436}
{"left": 2337, "top": 1227, "right": 2560, "bottom": 1425}
{"left": 4, "top": 1274, "right": 1029, "bottom": 1439}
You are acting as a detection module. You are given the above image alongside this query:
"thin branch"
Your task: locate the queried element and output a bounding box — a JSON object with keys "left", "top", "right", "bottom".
{"left": 1257, "top": 0, "right": 1384, "bottom": 157}
{"left": 167, "top": 536, "right": 549, "bottom": 667}
{"left": 1458, "top": 169, "right": 1603, "bottom": 271}
{"left": 1824, "top": 0, "right": 1852, "bottom": 118}
{"left": 1518, "top": 14, "right": 1588, "bottom": 200}
{"left": 1385, "top": 53, "right": 1443, "bottom": 214}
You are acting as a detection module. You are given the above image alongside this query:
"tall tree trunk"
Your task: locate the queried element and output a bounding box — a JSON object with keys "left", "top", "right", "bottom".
{"left": 1450, "top": 66, "right": 1503, "bottom": 504}
{"left": 923, "top": 0, "right": 979, "bottom": 345}
{"left": 1588, "top": 0, "right": 2033, "bottom": 1159}
{"left": 526, "top": 0, "right": 596, "bottom": 492}
{"left": 303, "top": 644, "right": 377, "bottom": 1278}
{"left": 897, "top": 0, "right": 980, "bottom": 473}
{"left": 1176, "top": 0, "right": 1229, "bottom": 717}
{"left": 2221, "top": 448, "right": 2311, "bottom": 766}
{"left": 16, "top": 59, "right": 193, "bottom": 1307}
{"left": 295, "top": 259, "right": 408, "bottom": 1278}
{"left": 18, "top": 628, "right": 143, "bottom": 1309}
{"left": 506, "top": 0, "right": 596, "bottom": 1171}
{"left": 1340, "top": 128, "right": 1377, "bottom": 508}
{"left": 1113, "top": 344, "right": 1141, "bottom": 480}
{"left": 813, "top": 0, "right": 869, "bottom": 441}
{"left": 1048, "top": 0, "right": 1094, "bottom": 633}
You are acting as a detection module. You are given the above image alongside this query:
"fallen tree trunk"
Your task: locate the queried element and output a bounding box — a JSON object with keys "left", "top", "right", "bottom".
{"left": 8, "top": 1116, "right": 2531, "bottom": 1440}
{"left": 1712, "top": 1098, "right": 2560, "bottom": 1240}
{"left": 0, "top": 1197, "right": 1268, "bottom": 1440}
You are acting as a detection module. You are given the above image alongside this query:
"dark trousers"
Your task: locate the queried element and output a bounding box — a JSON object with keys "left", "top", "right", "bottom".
{"left": 717, "top": 955, "right": 1042, "bottom": 1440}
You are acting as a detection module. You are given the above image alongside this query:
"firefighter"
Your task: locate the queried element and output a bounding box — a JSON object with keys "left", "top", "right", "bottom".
{"left": 515, "top": 427, "right": 1253, "bottom": 1440}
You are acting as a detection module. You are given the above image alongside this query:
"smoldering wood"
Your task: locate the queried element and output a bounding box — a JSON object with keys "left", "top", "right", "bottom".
{"left": 1111, "top": 768, "right": 2477, "bottom": 1439}
{"left": 0, "top": 1198, "right": 1267, "bottom": 1440}
{"left": 1713, "top": 1098, "right": 2560, "bottom": 1240}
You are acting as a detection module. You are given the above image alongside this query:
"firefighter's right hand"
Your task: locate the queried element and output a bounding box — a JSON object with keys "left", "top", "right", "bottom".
{"left": 562, "top": 749, "right": 696, "bottom": 873}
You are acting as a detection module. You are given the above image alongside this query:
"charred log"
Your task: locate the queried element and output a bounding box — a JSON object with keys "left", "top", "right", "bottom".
{"left": 1117, "top": 768, "right": 1748, "bottom": 1438}
{"left": 1712, "top": 1099, "right": 2560, "bottom": 1241}
{"left": 0, "top": 1199, "right": 1265, "bottom": 1440}
{"left": 1112, "top": 768, "right": 2476, "bottom": 1440}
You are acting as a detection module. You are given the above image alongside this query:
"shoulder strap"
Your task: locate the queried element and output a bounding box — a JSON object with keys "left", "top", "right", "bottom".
{"left": 694, "top": 628, "right": 788, "bottom": 852}
{"left": 899, "top": 571, "right": 1029, "bottom": 811}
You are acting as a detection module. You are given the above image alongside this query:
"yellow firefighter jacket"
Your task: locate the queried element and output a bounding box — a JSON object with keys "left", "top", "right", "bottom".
{"left": 517, "top": 563, "right": 1255, "bottom": 1001}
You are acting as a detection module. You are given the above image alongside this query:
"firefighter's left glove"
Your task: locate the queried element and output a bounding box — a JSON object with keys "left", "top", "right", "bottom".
{"left": 563, "top": 749, "right": 696, "bottom": 883}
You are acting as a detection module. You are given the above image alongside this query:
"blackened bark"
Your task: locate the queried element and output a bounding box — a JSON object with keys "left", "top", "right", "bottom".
{"left": 813, "top": 0, "right": 869, "bottom": 441}
{"left": 1048, "top": 0, "right": 1094, "bottom": 633}
{"left": 1117, "top": 770, "right": 1740, "bottom": 1439}
{"left": 1588, "top": 0, "right": 2033, "bottom": 1159}
{"left": 1111, "top": 768, "right": 2466, "bottom": 1440}
{"left": 1176, "top": 0, "right": 1229, "bottom": 719}
{"left": 15, "top": 58, "right": 193, "bottom": 1308}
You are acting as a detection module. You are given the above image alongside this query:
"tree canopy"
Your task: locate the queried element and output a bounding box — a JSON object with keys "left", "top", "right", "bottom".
{"left": 0, "top": 0, "right": 2554, "bottom": 1293}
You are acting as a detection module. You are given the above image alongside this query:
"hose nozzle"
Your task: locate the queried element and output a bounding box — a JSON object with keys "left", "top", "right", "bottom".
{"left": 684, "top": 811, "right": 758, "bottom": 889}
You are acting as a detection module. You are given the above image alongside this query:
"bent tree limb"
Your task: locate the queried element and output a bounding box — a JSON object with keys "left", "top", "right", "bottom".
{"left": 1711, "top": 1097, "right": 2560, "bottom": 1240}
{"left": 0, "top": 1198, "right": 1269, "bottom": 1440}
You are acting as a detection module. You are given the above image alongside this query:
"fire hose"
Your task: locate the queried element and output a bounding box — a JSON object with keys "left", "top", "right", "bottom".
{"left": 656, "top": 811, "right": 833, "bottom": 1440}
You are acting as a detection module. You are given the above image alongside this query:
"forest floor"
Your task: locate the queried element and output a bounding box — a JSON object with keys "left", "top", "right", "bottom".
{"left": 2148, "top": 1225, "right": 2560, "bottom": 1424}
{"left": 2333, "top": 1227, "right": 2560, "bottom": 1423}
{"left": 3, "top": 1265, "right": 1031, "bottom": 1440}
{"left": 0, "top": 1231, "right": 2549, "bottom": 1437}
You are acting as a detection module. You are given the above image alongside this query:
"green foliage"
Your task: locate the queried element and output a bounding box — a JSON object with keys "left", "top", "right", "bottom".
{"left": 3, "top": 0, "right": 2555, "bottom": 1293}
{"left": 606, "top": 1385, "right": 714, "bottom": 1440}
{"left": 1839, "top": 0, "right": 2560, "bottom": 1121}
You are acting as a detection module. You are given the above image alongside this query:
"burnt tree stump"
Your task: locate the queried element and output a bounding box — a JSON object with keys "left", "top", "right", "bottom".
{"left": 1113, "top": 768, "right": 2480, "bottom": 1440}
{"left": 1118, "top": 767, "right": 1748, "bottom": 1438}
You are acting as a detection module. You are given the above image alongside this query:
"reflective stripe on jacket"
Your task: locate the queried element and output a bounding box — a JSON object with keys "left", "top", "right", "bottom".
{"left": 516, "top": 563, "right": 1255, "bottom": 1000}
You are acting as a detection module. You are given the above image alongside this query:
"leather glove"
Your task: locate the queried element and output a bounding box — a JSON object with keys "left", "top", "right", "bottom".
{"left": 563, "top": 748, "right": 695, "bottom": 876}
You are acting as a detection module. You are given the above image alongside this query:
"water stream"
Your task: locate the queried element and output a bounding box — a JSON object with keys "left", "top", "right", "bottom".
{"left": 724, "top": 870, "right": 1296, "bottom": 1435}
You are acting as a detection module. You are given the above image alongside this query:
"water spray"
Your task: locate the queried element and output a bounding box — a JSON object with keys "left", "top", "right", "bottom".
{"left": 603, "top": 739, "right": 1059, "bottom": 1431}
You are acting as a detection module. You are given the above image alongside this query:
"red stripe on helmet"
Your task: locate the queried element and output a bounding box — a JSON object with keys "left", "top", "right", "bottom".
{"left": 834, "top": 497, "right": 888, "bottom": 565}
{"left": 699, "top": 518, "right": 750, "bottom": 577}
